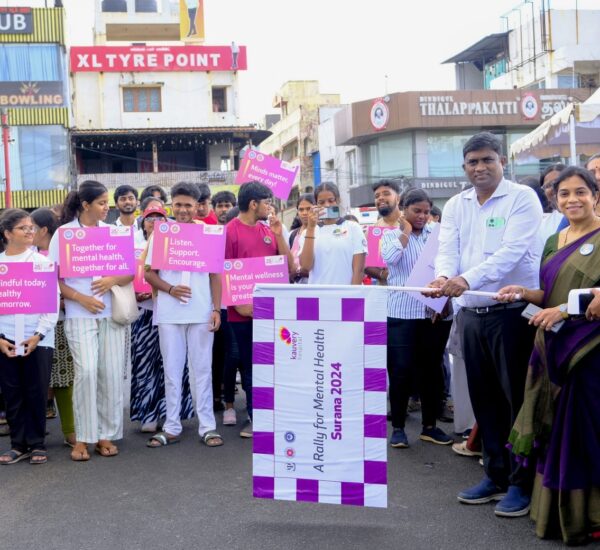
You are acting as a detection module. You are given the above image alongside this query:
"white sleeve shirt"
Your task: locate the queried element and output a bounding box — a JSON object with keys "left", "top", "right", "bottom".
{"left": 435, "top": 178, "right": 543, "bottom": 308}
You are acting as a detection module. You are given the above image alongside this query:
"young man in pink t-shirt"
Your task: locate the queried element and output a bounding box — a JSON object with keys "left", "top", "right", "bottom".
{"left": 225, "top": 182, "right": 294, "bottom": 438}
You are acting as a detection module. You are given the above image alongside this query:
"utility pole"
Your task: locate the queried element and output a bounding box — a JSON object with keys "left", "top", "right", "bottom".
{"left": 1, "top": 108, "right": 11, "bottom": 209}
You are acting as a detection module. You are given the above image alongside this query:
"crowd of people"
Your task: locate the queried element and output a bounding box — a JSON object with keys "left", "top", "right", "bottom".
{"left": 0, "top": 132, "right": 598, "bottom": 545}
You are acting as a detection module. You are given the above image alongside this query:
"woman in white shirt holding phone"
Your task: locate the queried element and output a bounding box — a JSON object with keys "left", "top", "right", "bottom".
{"left": 299, "top": 182, "right": 367, "bottom": 285}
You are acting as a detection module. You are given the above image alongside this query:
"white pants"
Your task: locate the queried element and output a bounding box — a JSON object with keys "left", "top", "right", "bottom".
{"left": 450, "top": 354, "right": 476, "bottom": 434}
{"left": 64, "top": 317, "right": 126, "bottom": 443}
{"left": 158, "top": 323, "right": 215, "bottom": 437}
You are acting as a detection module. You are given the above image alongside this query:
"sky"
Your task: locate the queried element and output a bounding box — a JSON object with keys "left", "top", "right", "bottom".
{"left": 202, "top": 0, "right": 522, "bottom": 124}
{"left": 4, "top": 0, "right": 592, "bottom": 124}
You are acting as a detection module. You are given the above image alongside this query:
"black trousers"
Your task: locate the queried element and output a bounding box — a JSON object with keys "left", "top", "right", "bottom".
{"left": 460, "top": 306, "right": 535, "bottom": 489}
{"left": 211, "top": 309, "right": 227, "bottom": 403}
{"left": 229, "top": 321, "right": 253, "bottom": 418}
{"left": 387, "top": 318, "right": 451, "bottom": 429}
{"left": 0, "top": 345, "right": 53, "bottom": 452}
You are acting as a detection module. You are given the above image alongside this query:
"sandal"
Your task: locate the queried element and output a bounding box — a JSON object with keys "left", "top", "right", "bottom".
{"left": 201, "top": 430, "right": 224, "bottom": 447}
{"left": 146, "top": 432, "right": 180, "bottom": 448}
{"left": 0, "top": 449, "right": 31, "bottom": 465}
{"left": 95, "top": 443, "right": 119, "bottom": 457}
{"left": 30, "top": 449, "right": 48, "bottom": 465}
{"left": 46, "top": 400, "right": 57, "bottom": 419}
{"left": 70, "top": 443, "right": 90, "bottom": 462}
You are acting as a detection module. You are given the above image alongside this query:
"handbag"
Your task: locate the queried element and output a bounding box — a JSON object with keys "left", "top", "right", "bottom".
{"left": 110, "top": 282, "right": 140, "bottom": 325}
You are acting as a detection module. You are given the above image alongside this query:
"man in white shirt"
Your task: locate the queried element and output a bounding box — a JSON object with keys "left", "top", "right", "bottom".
{"left": 430, "top": 132, "right": 543, "bottom": 518}
{"left": 144, "top": 182, "right": 223, "bottom": 448}
{"left": 114, "top": 185, "right": 145, "bottom": 247}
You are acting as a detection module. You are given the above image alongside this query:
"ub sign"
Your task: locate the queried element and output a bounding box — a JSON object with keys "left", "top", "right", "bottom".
{"left": 0, "top": 8, "right": 34, "bottom": 34}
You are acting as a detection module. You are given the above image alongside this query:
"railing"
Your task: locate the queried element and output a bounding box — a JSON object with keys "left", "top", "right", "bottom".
{"left": 77, "top": 170, "right": 238, "bottom": 189}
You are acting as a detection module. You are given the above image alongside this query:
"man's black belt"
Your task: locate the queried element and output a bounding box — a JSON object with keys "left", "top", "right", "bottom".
{"left": 462, "top": 301, "right": 526, "bottom": 315}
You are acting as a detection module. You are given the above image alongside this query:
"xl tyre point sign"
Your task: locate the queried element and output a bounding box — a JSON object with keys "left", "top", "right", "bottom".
{"left": 0, "top": 7, "right": 33, "bottom": 34}
{"left": 70, "top": 46, "right": 248, "bottom": 72}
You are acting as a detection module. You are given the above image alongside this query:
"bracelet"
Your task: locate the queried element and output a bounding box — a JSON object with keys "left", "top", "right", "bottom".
{"left": 213, "top": 309, "right": 221, "bottom": 314}
{"left": 304, "top": 236, "right": 316, "bottom": 239}
{"left": 168, "top": 286, "right": 174, "bottom": 295}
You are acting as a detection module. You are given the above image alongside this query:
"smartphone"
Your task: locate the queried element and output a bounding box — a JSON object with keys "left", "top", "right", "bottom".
{"left": 521, "top": 303, "right": 563, "bottom": 332}
{"left": 567, "top": 288, "right": 594, "bottom": 315}
{"left": 318, "top": 206, "right": 340, "bottom": 220}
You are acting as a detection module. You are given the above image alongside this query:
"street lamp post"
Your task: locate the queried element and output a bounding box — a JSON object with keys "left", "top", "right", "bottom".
{"left": 1, "top": 108, "right": 11, "bottom": 209}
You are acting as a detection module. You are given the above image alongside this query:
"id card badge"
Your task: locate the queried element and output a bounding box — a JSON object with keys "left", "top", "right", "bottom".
{"left": 483, "top": 217, "right": 506, "bottom": 253}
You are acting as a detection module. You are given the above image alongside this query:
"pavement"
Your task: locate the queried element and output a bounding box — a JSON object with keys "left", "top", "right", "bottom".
{"left": 0, "top": 402, "right": 564, "bottom": 550}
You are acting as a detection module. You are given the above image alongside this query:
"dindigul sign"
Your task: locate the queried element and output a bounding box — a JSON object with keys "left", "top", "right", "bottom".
{"left": 0, "top": 82, "right": 64, "bottom": 107}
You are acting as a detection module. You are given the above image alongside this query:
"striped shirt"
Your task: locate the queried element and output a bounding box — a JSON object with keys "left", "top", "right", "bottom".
{"left": 381, "top": 224, "right": 432, "bottom": 319}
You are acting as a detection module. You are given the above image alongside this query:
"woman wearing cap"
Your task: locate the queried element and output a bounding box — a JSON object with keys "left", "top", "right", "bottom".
{"left": 129, "top": 202, "right": 194, "bottom": 433}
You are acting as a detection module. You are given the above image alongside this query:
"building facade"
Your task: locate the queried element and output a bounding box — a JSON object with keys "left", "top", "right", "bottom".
{"left": 0, "top": 3, "right": 70, "bottom": 208}
{"left": 334, "top": 88, "right": 593, "bottom": 208}
{"left": 446, "top": 0, "right": 600, "bottom": 92}
{"left": 70, "top": 0, "right": 268, "bottom": 195}
{"left": 259, "top": 81, "right": 340, "bottom": 201}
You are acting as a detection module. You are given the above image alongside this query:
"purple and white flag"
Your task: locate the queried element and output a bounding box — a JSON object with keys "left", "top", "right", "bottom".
{"left": 252, "top": 284, "right": 388, "bottom": 508}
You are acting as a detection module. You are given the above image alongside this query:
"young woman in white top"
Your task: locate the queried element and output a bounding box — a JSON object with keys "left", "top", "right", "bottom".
{"left": 0, "top": 209, "right": 58, "bottom": 465}
{"left": 48, "top": 180, "right": 133, "bottom": 462}
{"left": 299, "top": 182, "right": 367, "bottom": 285}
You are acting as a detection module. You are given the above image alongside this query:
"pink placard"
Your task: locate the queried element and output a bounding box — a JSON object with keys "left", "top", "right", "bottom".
{"left": 0, "top": 262, "right": 58, "bottom": 314}
{"left": 366, "top": 226, "right": 397, "bottom": 267}
{"left": 222, "top": 256, "right": 289, "bottom": 306}
{"left": 151, "top": 222, "right": 226, "bottom": 273}
{"left": 235, "top": 150, "right": 299, "bottom": 201}
{"left": 59, "top": 226, "right": 135, "bottom": 278}
{"left": 133, "top": 248, "right": 152, "bottom": 293}
{"left": 404, "top": 223, "right": 448, "bottom": 314}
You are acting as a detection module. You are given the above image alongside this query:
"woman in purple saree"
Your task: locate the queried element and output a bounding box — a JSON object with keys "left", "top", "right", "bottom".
{"left": 497, "top": 166, "right": 600, "bottom": 545}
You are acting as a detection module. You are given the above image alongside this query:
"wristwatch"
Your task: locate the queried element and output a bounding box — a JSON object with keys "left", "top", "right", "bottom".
{"left": 559, "top": 304, "right": 569, "bottom": 320}
{"left": 34, "top": 331, "right": 46, "bottom": 341}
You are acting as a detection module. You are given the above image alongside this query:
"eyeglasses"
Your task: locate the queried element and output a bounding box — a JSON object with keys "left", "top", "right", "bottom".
{"left": 145, "top": 216, "right": 167, "bottom": 222}
{"left": 14, "top": 225, "right": 37, "bottom": 234}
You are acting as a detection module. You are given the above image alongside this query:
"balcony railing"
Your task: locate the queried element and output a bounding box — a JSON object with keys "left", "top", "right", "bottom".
{"left": 77, "top": 170, "right": 238, "bottom": 189}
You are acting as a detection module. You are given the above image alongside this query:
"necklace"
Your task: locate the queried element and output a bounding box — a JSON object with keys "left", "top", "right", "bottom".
{"left": 561, "top": 226, "right": 570, "bottom": 247}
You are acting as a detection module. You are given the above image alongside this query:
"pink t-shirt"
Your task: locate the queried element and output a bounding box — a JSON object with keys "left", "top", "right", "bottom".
{"left": 225, "top": 217, "right": 279, "bottom": 323}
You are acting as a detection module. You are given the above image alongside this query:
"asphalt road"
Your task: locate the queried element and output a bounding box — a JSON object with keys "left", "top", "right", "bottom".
{"left": 0, "top": 402, "right": 565, "bottom": 550}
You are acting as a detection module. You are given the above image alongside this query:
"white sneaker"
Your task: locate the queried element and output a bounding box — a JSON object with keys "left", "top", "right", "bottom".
{"left": 223, "top": 408, "right": 237, "bottom": 426}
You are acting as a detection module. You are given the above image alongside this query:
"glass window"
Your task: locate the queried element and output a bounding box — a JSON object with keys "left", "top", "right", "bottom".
{"left": 212, "top": 87, "right": 227, "bottom": 113}
{"left": 427, "top": 131, "right": 473, "bottom": 177}
{"left": 0, "top": 45, "right": 63, "bottom": 81}
{"left": 122, "top": 87, "right": 161, "bottom": 112}
{"left": 0, "top": 125, "right": 69, "bottom": 191}
{"left": 101, "top": 0, "right": 127, "bottom": 12}
{"left": 135, "top": 0, "right": 158, "bottom": 12}
{"left": 557, "top": 74, "right": 581, "bottom": 88}
{"left": 366, "top": 134, "right": 413, "bottom": 180}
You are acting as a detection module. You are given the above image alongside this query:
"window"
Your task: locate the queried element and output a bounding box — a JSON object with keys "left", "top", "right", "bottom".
{"left": 212, "top": 87, "right": 227, "bottom": 113}
{"left": 123, "top": 87, "right": 161, "bottom": 112}
{"left": 0, "top": 45, "right": 63, "bottom": 81}
{"left": 427, "top": 131, "right": 472, "bottom": 177}
{"left": 557, "top": 74, "right": 581, "bottom": 89}
{"left": 366, "top": 134, "right": 413, "bottom": 179}
{"left": 101, "top": 0, "right": 127, "bottom": 12}
{"left": 135, "top": 0, "right": 158, "bottom": 12}
{"left": 346, "top": 150, "right": 357, "bottom": 186}
{"left": 0, "top": 125, "right": 69, "bottom": 191}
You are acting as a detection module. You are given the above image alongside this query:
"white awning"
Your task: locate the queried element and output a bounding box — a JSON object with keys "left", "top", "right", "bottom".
{"left": 510, "top": 89, "right": 600, "bottom": 160}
